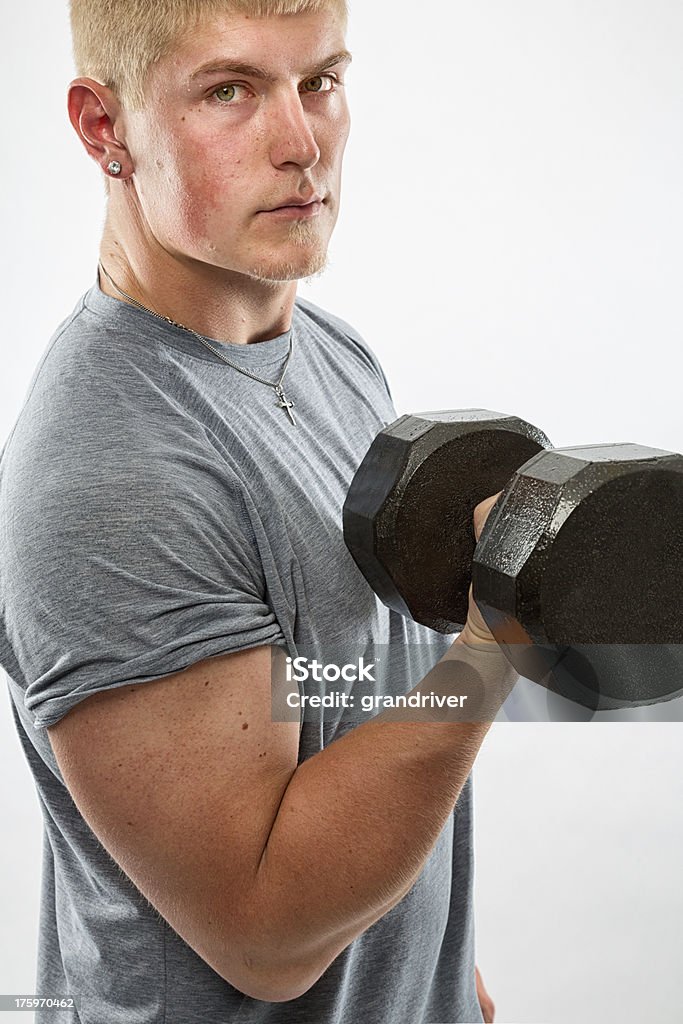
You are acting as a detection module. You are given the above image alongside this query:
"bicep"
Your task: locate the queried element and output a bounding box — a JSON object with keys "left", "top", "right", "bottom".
{"left": 47, "top": 644, "right": 299, "bottom": 994}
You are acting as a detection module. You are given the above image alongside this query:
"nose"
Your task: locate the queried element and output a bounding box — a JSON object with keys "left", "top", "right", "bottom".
{"left": 268, "top": 88, "right": 320, "bottom": 171}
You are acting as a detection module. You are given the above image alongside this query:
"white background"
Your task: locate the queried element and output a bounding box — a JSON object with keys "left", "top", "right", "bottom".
{"left": 1, "top": 1, "right": 682, "bottom": 1022}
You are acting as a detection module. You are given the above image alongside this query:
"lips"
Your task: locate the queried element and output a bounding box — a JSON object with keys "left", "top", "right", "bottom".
{"left": 262, "top": 194, "right": 324, "bottom": 212}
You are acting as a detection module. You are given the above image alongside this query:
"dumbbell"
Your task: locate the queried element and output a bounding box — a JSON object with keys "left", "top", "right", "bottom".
{"left": 343, "top": 410, "right": 683, "bottom": 712}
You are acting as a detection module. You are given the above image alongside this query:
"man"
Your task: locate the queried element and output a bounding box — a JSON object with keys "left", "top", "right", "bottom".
{"left": 0, "top": 1, "right": 512, "bottom": 1021}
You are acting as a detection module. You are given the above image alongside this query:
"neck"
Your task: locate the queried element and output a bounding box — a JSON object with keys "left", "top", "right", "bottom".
{"left": 99, "top": 213, "right": 298, "bottom": 347}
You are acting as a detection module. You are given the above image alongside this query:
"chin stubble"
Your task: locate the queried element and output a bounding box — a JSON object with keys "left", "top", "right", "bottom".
{"left": 248, "top": 220, "right": 331, "bottom": 284}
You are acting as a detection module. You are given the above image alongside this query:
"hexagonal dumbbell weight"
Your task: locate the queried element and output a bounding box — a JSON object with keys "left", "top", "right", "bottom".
{"left": 343, "top": 411, "right": 683, "bottom": 711}
{"left": 472, "top": 442, "right": 683, "bottom": 710}
{"left": 343, "top": 410, "right": 553, "bottom": 633}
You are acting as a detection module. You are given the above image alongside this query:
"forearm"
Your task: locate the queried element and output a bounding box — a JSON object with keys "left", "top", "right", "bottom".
{"left": 245, "top": 633, "right": 518, "bottom": 994}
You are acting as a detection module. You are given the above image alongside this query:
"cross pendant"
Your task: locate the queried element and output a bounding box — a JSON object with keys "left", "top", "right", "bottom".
{"left": 275, "top": 386, "right": 297, "bottom": 426}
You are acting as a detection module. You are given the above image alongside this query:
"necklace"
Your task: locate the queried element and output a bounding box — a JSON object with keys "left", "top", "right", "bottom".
{"left": 98, "top": 261, "right": 297, "bottom": 426}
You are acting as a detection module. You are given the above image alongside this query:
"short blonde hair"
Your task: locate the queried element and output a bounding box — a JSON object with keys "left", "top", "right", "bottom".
{"left": 70, "top": 0, "right": 349, "bottom": 110}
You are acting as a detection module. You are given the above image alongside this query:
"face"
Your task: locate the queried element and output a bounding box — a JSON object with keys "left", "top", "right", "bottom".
{"left": 122, "top": 9, "right": 351, "bottom": 284}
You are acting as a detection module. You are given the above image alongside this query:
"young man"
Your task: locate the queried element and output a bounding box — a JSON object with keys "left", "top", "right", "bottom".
{"left": 0, "top": 1, "right": 512, "bottom": 1021}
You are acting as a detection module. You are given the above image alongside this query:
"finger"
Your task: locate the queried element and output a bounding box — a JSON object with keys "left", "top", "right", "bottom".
{"left": 473, "top": 491, "right": 504, "bottom": 541}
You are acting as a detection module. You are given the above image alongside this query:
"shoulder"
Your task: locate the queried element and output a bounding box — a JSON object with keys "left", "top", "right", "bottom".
{"left": 294, "top": 295, "right": 393, "bottom": 401}
{"left": 1, "top": 294, "right": 244, "bottom": 532}
{"left": 294, "top": 294, "right": 377, "bottom": 361}
{"left": 5, "top": 286, "right": 193, "bottom": 458}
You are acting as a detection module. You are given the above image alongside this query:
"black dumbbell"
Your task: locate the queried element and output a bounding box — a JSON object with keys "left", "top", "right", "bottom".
{"left": 343, "top": 410, "right": 683, "bottom": 712}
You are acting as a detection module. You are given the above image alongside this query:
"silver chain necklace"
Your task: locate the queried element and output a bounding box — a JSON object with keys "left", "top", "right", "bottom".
{"left": 98, "top": 261, "right": 297, "bottom": 426}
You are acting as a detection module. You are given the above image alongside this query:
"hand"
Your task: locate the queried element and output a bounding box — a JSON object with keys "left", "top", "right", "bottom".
{"left": 475, "top": 965, "right": 496, "bottom": 1023}
{"left": 462, "top": 493, "right": 503, "bottom": 645}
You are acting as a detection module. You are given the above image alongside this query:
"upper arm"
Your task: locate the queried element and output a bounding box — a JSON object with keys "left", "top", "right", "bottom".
{"left": 5, "top": 357, "right": 304, "bottom": 996}
{"left": 47, "top": 644, "right": 300, "bottom": 1000}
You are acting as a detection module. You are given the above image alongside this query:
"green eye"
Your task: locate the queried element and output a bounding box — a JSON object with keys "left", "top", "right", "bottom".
{"left": 303, "top": 76, "right": 334, "bottom": 93}
{"left": 214, "top": 85, "right": 238, "bottom": 102}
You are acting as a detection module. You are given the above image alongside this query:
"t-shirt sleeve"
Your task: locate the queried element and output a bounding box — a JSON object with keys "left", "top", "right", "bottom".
{"left": 1, "top": 375, "right": 285, "bottom": 731}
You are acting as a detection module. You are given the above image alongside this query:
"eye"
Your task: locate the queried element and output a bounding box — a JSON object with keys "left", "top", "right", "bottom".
{"left": 302, "top": 75, "right": 337, "bottom": 94}
{"left": 212, "top": 83, "right": 249, "bottom": 104}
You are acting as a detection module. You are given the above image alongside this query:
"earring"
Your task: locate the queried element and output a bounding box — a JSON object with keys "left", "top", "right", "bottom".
{"left": 107, "top": 160, "right": 122, "bottom": 176}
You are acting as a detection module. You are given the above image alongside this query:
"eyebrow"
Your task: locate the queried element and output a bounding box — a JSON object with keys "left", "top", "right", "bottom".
{"left": 189, "top": 49, "right": 353, "bottom": 84}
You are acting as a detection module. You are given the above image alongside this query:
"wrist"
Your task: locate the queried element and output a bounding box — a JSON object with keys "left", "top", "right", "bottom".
{"left": 458, "top": 624, "right": 499, "bottom": 650}
{"left": 449, "top": 630, "right": 520, "bottom": 720}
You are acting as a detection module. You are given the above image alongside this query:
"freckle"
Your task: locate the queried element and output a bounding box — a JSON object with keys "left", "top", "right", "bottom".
{"left": 242, "top": 722, "right": 249, "bottom": 730}
{"left": 181, "top": 115, "right": 186, "bottom": 121}
{"left": 205, "top": 680, "right": 210, "bottom": 687}
{"left": 127, "top": 821, "right": 134, "bottom": 827}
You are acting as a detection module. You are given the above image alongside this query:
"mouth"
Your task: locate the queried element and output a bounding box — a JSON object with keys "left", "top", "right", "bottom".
{"left": 258, "top": 194, "right": 326, "bottom": 220}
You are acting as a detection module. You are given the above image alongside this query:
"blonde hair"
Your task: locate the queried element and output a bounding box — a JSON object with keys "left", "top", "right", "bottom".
{"left": 70, "top": 0, "right": 349, "bottom": 110}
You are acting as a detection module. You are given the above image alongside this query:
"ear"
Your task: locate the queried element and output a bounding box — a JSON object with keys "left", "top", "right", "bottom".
{"left": 67, "top": 78, "right": 131, "bottom": 179}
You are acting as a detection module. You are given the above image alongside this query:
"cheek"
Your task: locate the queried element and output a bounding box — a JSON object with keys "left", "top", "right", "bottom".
{"left": 324, "top": 105, "right": 351, "bottom": 165}
{"left": 177, "top": 125, "right": 261, "bottom": 218}
{"left": 150, "top": 133, "right": 250, "bottom": 243}
{"left": 132, "top": 131, "right": 204, "bottom": 243}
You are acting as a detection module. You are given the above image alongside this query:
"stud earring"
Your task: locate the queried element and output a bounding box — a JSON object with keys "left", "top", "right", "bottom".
{"left": 107, "top": 160, "right": 122, "bottom": 176}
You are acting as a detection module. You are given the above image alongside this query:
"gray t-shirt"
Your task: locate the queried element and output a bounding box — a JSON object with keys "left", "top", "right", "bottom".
{"left": 0, "top": 279, "right": 482, "bottom": 1024}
